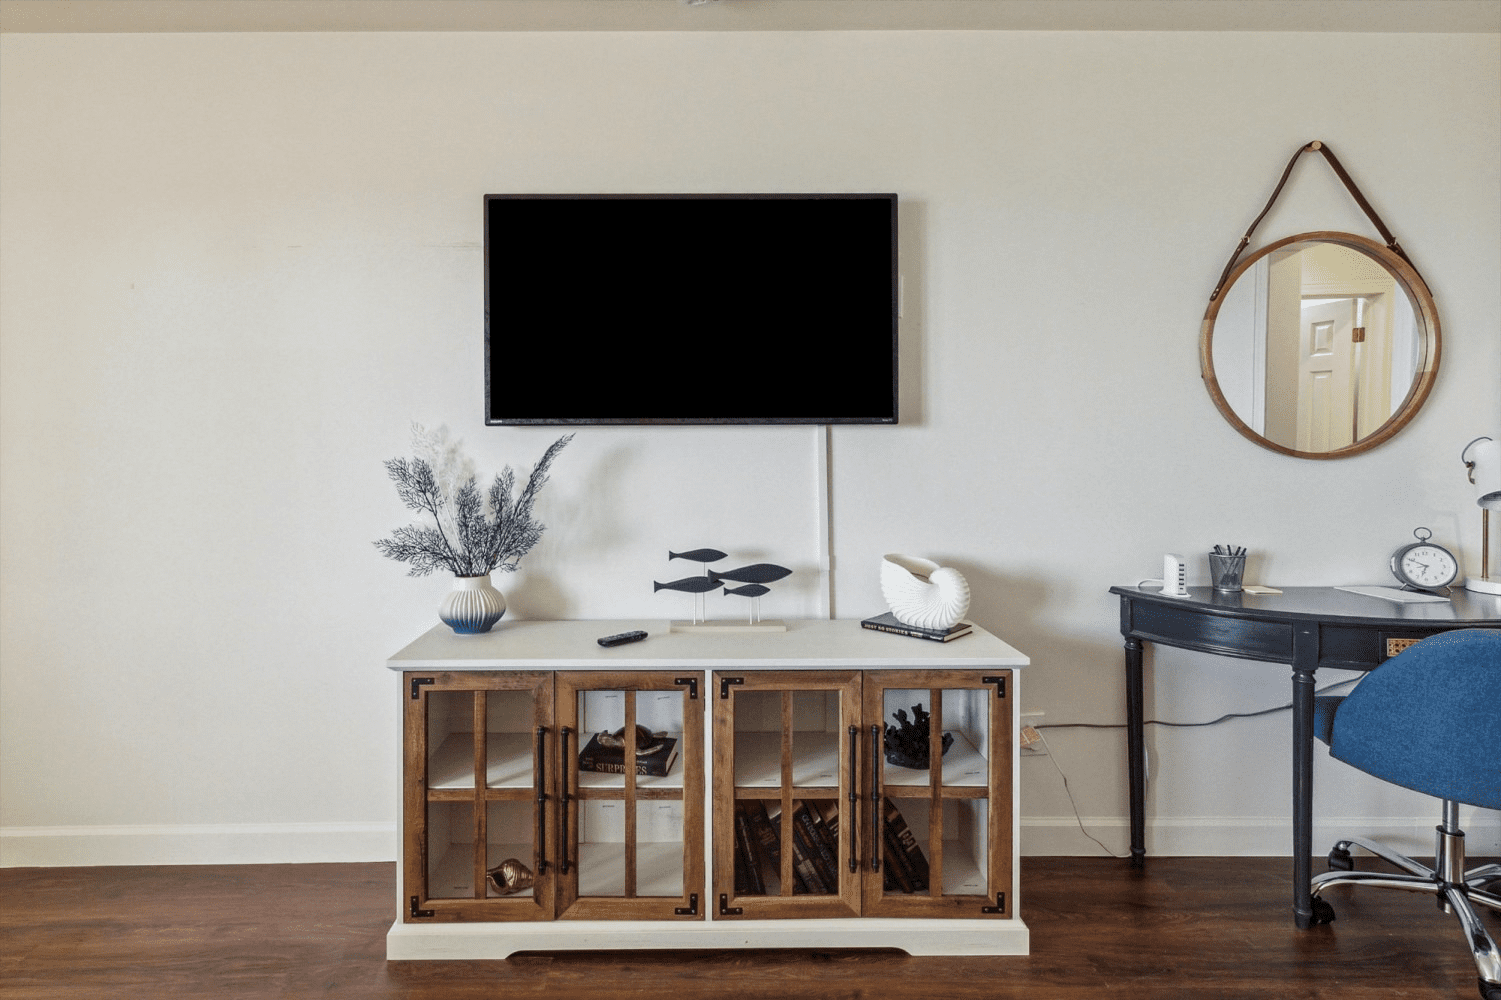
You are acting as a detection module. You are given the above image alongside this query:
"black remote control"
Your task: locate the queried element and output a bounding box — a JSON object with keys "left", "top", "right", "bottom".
{"left": 597, "top": 630, "right": 648, "bottom": 648}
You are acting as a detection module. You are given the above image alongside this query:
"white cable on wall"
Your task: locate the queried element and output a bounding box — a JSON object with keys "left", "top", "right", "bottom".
{"left": 816, "top": 424, "right": 834, "bottom": 619}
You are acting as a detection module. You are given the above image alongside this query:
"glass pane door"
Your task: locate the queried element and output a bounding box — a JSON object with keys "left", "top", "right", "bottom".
{"left": 555, "top": 672, "right": 703, "bottom": 920}
{"left": 714, "top": 671, "right": 860, "bottom": 919}
{"left": 862, "top": 670, "right": 1012, "bottom": 919}
{"left": 404, "top": 670, "right": 555, "bottom": 922}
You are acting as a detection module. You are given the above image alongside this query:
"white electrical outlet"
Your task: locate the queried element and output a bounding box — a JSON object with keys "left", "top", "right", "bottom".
{"left": 1020, "top": 710, "right": 1046, "bottom": 755}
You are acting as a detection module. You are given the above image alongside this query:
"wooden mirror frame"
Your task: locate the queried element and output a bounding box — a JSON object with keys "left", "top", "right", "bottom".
{"left": 1200, "top": 231, "right": 1441, "bottom": 460}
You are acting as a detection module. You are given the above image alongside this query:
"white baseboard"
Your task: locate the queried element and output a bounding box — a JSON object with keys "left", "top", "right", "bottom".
{"left": 1022, "top": 813, "right": 1501, "bottom": 858}
{"left": 6, "top": 815, "right": 1495, "bottom": 867}
{"left": 0, "top": 822, "right": 396, "bottom": 867}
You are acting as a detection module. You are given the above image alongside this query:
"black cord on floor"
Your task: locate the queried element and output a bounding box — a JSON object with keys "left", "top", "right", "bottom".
{"left": 1035, "top": 676, "right": 1360, "bottom": 732}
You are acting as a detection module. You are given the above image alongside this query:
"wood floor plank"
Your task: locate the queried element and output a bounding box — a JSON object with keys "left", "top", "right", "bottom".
{"left": 2, "top": 858, "right": 1496, "bottom": 999}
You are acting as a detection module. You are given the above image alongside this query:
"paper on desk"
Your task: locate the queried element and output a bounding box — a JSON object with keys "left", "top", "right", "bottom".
{"left": 1336, "top": 585, "right": 1450, "bottom": 604}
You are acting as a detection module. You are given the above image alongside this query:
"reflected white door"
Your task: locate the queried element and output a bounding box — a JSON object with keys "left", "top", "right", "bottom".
{"left": 1297, "top": 297, "right": 1356, "bottom": 452}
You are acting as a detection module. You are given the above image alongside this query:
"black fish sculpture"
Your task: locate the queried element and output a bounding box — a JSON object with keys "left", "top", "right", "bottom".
{"left": 654, "top": 576, "right": 723, "bottom": 594}
{"left": 884, "top": 704, "right": 954, "bottom": 770}
{"left": 669, "top": 548, "right": 728, "bottom": 564}
{"left": 710, "top": 563, "right": 793, "bottom": 585}
{"left": 723, "top": 583, "right": 770, "bottom": 598}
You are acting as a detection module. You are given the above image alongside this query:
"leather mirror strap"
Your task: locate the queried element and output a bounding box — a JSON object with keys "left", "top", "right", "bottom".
{"left": 1208, "top": 140, "right": 1420, "bottom": 303}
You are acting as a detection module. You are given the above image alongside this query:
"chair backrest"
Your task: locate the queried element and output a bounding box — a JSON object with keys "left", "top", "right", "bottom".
{"left": 1330, "top": 628, "right": 1501, "bottom": 810}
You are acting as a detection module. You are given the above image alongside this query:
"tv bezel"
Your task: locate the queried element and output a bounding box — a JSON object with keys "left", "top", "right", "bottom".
{"left": 483, "top": 192, "right": 899, "bottom": 426}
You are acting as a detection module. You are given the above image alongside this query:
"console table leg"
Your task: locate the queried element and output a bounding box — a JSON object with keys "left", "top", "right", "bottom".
{"left": 1125, "top": 637, "right": 1146, "bottom": 868}
{"left": 1291, "top": 638, "right": 1317, "bottom": 928}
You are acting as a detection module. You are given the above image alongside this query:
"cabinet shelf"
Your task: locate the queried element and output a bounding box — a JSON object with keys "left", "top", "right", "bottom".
{"left": 732, "top": 731, "right": 841, "bottom": 788}
{"left": 576, "top": 841, "right": 687, "bottom": 898}
{"left": 730, "top": 730, "right": 991, "bottom": 791}
{"left": 428, "top": 732, "right": 537, "bottom": 789}
{"left": 882, "top": 731, "right": 990, "bottom": 789}
{"left": 431, "top": 841, "right": 688, "bottom": 900}
{"left": 429, "top": 842, "right": 537, "bottom": 899}
{"left": 938, "top": 840, "right": 988, "bottom": 896}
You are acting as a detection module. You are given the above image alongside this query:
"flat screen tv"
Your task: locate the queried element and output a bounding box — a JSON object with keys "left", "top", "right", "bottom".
{"left": 484, "top": 193, "right": 898, "bottom": 425}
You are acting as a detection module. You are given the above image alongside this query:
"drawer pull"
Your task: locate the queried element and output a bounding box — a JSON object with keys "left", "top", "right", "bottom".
{"left": 559, "top": 726, "right": 572, "bottom": 876}
{"left": 535, "top": 726, "right": 551, "bottom": 876}
{"left": 848, "top": 725, "right": 860, "bottom": 873}
{"left": 870, "top": 724, "right": 883, "bottom": 874}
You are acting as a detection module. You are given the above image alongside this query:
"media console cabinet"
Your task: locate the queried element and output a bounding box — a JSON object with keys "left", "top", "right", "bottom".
{"left": 385, "top": 618, "right": 1029, "bottom": 959}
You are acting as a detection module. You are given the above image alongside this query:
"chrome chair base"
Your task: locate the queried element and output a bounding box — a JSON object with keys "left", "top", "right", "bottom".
{"left": 1311, "top": 807, "right": 1501, "bottom": 1000}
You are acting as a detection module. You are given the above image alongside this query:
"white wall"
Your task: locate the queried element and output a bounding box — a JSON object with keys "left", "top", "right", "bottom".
{"left": 2, "top": 29, "right": 1497, "bottom": 865}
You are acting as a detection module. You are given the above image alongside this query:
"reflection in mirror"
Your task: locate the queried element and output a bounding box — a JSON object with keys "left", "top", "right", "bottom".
{"left": 1202, "top": 233, "right": 1439, "bottom": 459}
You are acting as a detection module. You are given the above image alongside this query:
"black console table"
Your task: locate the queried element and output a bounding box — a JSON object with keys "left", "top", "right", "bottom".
{"left": 1109, "top": 584, "right": 1501, "bottom": 929}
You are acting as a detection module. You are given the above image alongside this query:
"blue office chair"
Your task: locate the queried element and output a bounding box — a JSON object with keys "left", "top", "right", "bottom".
{"left": 1309, "top": 628, "right": 1501, "bottom": 1000}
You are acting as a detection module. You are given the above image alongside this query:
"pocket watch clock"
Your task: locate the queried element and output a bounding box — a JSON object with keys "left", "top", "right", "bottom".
{"left": 1389, "top": 527, "right": 1459, "bottom": 593}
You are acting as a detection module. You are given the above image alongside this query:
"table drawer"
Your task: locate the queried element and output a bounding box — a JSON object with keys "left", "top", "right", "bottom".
{"left": 1319, "top": 623, "right": 1501, "bottom": 669}
{"left": 1126, "top": 600, "right": 1293, "bottom": 662}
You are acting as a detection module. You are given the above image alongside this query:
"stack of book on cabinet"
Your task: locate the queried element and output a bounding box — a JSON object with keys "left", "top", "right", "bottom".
{"left": 732, "top": 798, "right": 928, "bottom": 894}
{"left": 860, "top": 611, "right": 972, "bottom": 643}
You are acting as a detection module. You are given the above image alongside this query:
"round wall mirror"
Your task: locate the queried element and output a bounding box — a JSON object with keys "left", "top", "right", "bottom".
{"left": 1200, "top": 231, "right": 1440, "bottom": 459}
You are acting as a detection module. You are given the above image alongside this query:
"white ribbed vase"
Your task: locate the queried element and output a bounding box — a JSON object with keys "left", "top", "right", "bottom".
{"left": 880, "top": 554, "right": 971, "bottom": 631}
{"left": 439, "top": 575, "right": 507, "bottom": 634}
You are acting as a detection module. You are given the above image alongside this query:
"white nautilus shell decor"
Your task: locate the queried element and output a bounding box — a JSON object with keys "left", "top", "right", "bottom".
{"left": 880, "top": 554, "right": 971, "bottom": 631}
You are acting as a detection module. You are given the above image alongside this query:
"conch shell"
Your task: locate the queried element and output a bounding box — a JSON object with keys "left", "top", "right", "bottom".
{"left": 486, "top": 858, "right": 535, "bottom": 896}
{"left": 880, "top": 554, "right": 971, "bottom": 631}
{"left": 597, "top": 724, "right": 666, "bottom": 756}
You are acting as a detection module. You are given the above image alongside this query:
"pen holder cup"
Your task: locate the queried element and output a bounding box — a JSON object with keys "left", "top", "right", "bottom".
{"left": 1208, "top": 553, "right": 1246, "bottom": 593}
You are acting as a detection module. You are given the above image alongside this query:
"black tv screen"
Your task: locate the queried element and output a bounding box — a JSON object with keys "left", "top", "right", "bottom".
{"left": 484, "top": 193, "right": 898, "bottom": 425}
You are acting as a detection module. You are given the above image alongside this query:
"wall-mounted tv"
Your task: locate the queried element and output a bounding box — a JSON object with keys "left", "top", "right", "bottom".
{"left": 484, "top": 193, "right": 898, "bottom": 425}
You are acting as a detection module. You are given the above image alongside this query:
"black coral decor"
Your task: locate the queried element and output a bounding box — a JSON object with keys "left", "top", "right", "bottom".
{"left": 883, "top": 704, "right": 953, "bottom": 770}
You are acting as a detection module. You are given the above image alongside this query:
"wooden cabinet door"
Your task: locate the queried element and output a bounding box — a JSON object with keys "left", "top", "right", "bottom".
{"left": 860, "top": 670, "right": 1013, "bottom": 919}
{"left": 711, "top": 670, "right": 862, "bottom": 919}
{"left": 554, "top": 672, "right": 705, "bottom": 921}
{"left": 403, "top": 670, "right": 556, "bottom": 923}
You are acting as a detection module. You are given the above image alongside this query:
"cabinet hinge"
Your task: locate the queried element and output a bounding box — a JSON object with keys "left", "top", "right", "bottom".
{"left": 982, "top": 675, "right": 1006, "bottom": 698}
{"left": 409, "top": 676, "right": 435, "bottom": 700}
{"left": 409, "top": 895, "right": 434, "bottom": 919}
{"left": 981, "top": 892, "right": 1006, "bottom": 914}
{"left": 675, "top": 676, "right": 699, "bottom": 700}
{"left": 719, "top": 676, "right": 744, "bottom": 699}
{"left": 674, "top": 892, "right": 700, "bottom": 916}
{"left": 718, "top": 893, "right": 743, "bottom": 916}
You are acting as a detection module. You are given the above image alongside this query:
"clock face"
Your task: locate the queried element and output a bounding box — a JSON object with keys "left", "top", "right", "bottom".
{"left": 1396, "top": 544, "right": 1458, "bottom": 588}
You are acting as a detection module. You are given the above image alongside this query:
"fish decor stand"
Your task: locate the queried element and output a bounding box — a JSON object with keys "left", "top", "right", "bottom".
{"left": 654, "top": 549, "right": 793, "bottom": 633}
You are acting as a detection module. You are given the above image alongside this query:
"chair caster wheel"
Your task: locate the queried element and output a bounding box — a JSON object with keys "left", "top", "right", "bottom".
{"left": 1310, "top": 898, "right": 1336, "bottom": 925}
{"left": 1328, "top": 847, "right": 1354, "bottom": 872}
{"left": 1479, "top": 978, "right": 1501, "bottom": 1000}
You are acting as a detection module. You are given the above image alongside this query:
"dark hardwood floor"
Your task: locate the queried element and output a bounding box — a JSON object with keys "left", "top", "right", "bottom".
{"left": 3, "top": 857, "right": 1496, "bottom": 999}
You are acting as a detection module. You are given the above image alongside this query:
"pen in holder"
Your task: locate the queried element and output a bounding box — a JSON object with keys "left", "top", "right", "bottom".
{"left": 1209, "top": 545, "right": 1246, "bottom": 593}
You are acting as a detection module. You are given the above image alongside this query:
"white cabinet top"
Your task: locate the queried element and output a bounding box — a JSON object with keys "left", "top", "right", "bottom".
{"left": 386, "top": 619, "right": 1028, "bottom": 671}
